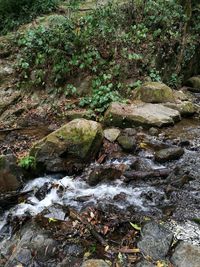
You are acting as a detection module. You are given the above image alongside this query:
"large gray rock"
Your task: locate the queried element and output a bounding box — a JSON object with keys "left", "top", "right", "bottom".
{"left": 0, "top": 154, "right": 21, "bottom": 193}
{"left": 137, "top": 222, "right": 173, "bottom": 260}
{"left": 0, "top": 222, "right": 59, "bottom": 267}
{"left": 171, "top": 242, "right": 200, "bottom": 267}
{"left": 133, "top": 82, "right": 174, "bottom": 103}
{"left": 30, "top": 119, "right": 103, "bottom": 173}
{"left": 81, "top": 259, "right": 110, "bottom": 267}
{"left": 104, "top": 102, "right": 181, "bottom": 128}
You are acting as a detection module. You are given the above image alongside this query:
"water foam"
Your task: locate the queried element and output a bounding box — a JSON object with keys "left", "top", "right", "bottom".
{"left": 11, "top": 175, "right": 163, "bottom": 216}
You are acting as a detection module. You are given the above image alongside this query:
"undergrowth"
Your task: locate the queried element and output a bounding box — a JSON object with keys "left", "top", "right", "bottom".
{"left": 14, "top": 0, "right": 200, "bottom": 114}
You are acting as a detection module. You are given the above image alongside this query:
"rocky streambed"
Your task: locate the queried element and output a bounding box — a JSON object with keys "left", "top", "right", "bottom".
{"left": 0, "top": 117, "right": 200, "bottom": 266}
{"left": 0, "top": 81, "right": 200, "bottom": 266}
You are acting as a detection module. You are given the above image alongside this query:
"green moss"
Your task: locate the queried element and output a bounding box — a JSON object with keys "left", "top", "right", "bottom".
{"left": 133, "top": 82, "right": 174, "bottom": 103}
{"left": 30, "top": 119, "right": 103, "bottom": 167}
{"left": 186, "top": 77, "right": 200, "bottom": 90}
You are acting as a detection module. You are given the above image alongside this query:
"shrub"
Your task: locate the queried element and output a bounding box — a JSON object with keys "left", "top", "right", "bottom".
{"left": 79, "top": 74, "right": 122, "bottom": 114}
{"left": 15, "top": 0, "right": 200, "bottom": 114}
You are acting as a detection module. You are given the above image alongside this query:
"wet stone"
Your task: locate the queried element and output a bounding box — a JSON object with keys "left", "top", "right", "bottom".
{"left": 87, "top": 166, "right": 122, "bottom": 186}
{"left": 155, "top": 147, "right": 184, "bottom": 163}
{"left": 35, "top": 181, "right": 51, "bottom": 200}
{"left": 113, "top": 192, "right": 127, "bottom": 201}
{"left": 178, "top": 139, "right": 190, "bottom": 147}
{"left": 41, "top": 203, "right": 69, "bottom": 221}
{"left": 171, "top": 242, "right": 200, "bottom": 267}
{"left": 137, "top": 221, "right": 173, "bottom": 260}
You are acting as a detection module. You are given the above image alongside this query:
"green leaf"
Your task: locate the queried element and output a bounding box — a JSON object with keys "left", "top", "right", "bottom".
{"left": 48, "top": 217, "right": 57, "bottom": 223}
{"left": 130, "top": 222, "right": 141, "bottom": 231}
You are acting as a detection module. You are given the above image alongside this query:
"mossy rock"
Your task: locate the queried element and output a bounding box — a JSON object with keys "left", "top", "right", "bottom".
{"left": 164, "top": 101, "right": 195, "bottom": 116}
{"left": 133, "top": 82, "right": 174, "bottom": 103}
{"left": 185, "top": 76, "right": 200, "bottom": 92}
{"left": 30, "top": 119, "right": 103, "bottom": 173}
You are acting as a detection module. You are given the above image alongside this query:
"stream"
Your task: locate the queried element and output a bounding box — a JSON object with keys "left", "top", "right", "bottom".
{"left": 0, "top": 119, "right": 200, "bottom": 241}
{"left": 0, "top": 118, "right": 200, "bottom": 251}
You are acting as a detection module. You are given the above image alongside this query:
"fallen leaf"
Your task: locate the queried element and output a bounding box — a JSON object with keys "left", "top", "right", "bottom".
{"left": 48, "top": 217, "right": 57, "bottom": 223}
{"left": 130, "top": 222, "right": 141, "bottom": 231}
{"left": 156, "top": 261, "right": 165, "bottom": 267}
{"left": 139, "top": 142, "right": 149, "bottom": 149}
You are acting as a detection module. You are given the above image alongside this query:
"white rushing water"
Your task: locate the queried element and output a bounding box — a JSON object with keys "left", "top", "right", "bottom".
{"left": 1, "top": 154, "right": 200, "bottom": 246}
{"left": 12, "top": 175, "right": 164, "bottom": 216}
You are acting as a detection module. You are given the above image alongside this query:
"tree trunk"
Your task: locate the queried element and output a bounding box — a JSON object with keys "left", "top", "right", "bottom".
{"left": 176, "top": 0, "right": 192, "bottom": 75}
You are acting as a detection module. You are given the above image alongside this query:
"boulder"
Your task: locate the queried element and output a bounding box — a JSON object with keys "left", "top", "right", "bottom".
{"left": 103, "top": 128, "right": 121, "bottom": 142}
{"left": 133, "top": 82, "right": 174, "bottom": 103}
{"left": 155, "top": 147, "right": 184, "bottom": 163}
{"left": 137, "top": 221, "right": 173, "bottom": 261}
{"left": 185, "top": 76, "right": 200, "bottom": 92}
{"left": 104, "top": 102, "right": 181, "bottom": 128}
{"left": 30, "top": 119, "right": 103, "bottom": 173}
{"left": 0, "top": 154, "right": 21, "bottom": 193}
{"left": 171, "top": 242, "right": 200, "bottom": 267}
{"left": 164, "top": 101, "right": 195, "bottom": 116}
{"left": 81, "top": 259, "right": 110, "bottom": 267}
{"left": 0, "top": 222, "right": 59, "bottom": 266}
